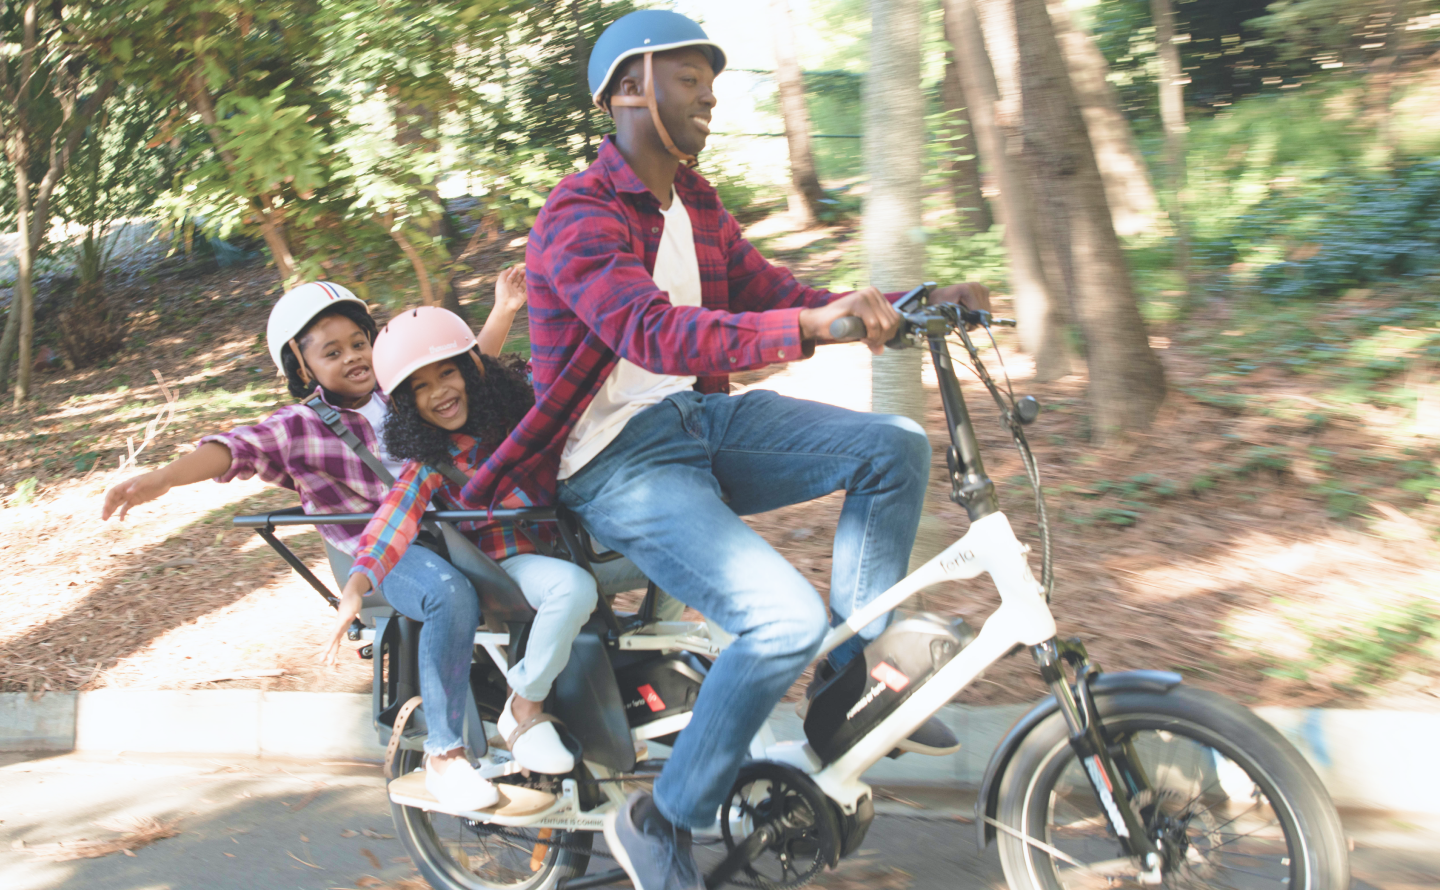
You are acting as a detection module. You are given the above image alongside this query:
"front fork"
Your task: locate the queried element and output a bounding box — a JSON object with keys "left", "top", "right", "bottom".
{"left": 1032, "top": 638, "right": 1164, "bottom": 870}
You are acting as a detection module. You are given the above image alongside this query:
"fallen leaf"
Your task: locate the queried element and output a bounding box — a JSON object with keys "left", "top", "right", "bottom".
{"left": 361, "top": 828, "right": 393, "bottom": 840}
{"left": 224, "top": 852, "right": 235, "bottom": 858}
{"left": 361, "top": 847, "right": 383, "bottom": 869}
{"left": 300, "top": 834, "right": 310, "bottom": 843}
{"left": 340, "top": 829, "right": 358, "bottom": 838}
{"left": 287, "top": 849, "right": 323, "bottom": 869}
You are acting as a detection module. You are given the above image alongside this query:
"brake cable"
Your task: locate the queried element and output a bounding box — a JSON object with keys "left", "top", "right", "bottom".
{"left": 953, "top": 317, "right": 1054, "bottom": 602}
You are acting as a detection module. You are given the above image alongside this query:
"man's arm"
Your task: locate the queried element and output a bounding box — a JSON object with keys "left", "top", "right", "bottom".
{"left": 537, "top": 190, "right": 805, "bottom": 375}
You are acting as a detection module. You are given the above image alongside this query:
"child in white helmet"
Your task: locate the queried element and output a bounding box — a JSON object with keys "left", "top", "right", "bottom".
{"left": 317, "top": 306, "right": 605, "bottom": 780}
{"left": 103, "top": 273, "right": 528, "bottom": 811}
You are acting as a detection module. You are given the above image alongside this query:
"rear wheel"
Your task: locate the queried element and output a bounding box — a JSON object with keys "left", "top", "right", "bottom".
{"left": 996, "top": 685, "right": 1348, "bottom": 890}
{"left": 390, "top": 747, "right": 591, "bottom": 890}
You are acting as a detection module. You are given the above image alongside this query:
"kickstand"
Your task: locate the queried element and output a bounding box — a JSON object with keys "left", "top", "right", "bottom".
{"left": 704, "top": 823, "right": 777, "bottom": 890}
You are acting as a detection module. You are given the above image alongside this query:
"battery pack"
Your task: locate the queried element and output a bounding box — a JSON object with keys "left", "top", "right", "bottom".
{"left": 803, "top": 613, "right": 975, "bottom": 764}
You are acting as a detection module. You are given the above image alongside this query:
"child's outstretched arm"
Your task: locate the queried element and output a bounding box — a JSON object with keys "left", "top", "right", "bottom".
{"left": 101, "top": 442, "right": 234, "bottom": 521}
{"left": 476, "top": 264, "right": 527, "bottom": 357}
{"left": 316, "top": 573, "right": 369, "bottom": 667}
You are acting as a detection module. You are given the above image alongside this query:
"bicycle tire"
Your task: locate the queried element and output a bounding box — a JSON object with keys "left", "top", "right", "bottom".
{"left": 995, "top": 684, "right": 1348, "bottom": 890}
{"left": 390, "top": 747, "right": 592, "bottom": 890}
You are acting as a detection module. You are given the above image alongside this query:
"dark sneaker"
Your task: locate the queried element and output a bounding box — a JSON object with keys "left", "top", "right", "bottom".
{"left": 603, "top": 791, "right": 702, "bottom": 890}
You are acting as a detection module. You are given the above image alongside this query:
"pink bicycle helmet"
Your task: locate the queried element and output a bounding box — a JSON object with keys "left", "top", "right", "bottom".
{"left": 373, "top": 306, "right": 478, "bottom": 394}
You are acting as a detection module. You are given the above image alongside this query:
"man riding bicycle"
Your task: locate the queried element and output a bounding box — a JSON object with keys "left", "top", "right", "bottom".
{"left": 456, "top": 10, "right": 991, "bottom": 889}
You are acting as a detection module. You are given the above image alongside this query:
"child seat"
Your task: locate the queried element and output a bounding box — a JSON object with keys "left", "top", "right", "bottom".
{"left": 322, "top": 533, "right": 537, "bottom": 633}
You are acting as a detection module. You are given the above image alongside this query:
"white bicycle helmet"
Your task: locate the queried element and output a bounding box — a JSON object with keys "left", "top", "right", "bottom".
{"left": 266, "top": 281, "right": 369, "bottom": 376}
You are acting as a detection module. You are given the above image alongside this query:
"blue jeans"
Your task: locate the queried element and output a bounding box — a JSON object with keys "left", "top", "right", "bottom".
{"left": 376, "top": 547, "right": 649, "bottom": 754}
{"left": 558, "top": 389, "right": 929, "bottom": 829}
{"left": 378, "top": 546, "right": 480, "bottom": 756}
{"left": 499, "top": 553, "right": 599, "bottom": 701}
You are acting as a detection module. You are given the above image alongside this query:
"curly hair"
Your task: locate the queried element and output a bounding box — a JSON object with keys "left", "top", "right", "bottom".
{"left": 384, "top": 350, "right": 535, "bottom": 470}
{"left": 280, "top": 302, "right": 379, "bottom": 401}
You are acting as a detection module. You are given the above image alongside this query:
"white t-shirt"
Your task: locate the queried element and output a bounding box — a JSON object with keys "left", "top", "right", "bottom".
{"left": 557, "top": 188, "right": 703, "bottom": 480}
{"left": 352, "top": 394, "right": 407, "bottom": 481}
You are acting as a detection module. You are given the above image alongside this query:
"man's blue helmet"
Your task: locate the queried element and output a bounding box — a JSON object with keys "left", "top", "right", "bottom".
{"left": 587, "top": 9, "right": 727, "bottom": 109}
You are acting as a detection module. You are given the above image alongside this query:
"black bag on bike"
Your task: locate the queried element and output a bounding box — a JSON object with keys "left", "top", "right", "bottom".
{"left": 804, "top": 613, "right": 975, "bottom": 763}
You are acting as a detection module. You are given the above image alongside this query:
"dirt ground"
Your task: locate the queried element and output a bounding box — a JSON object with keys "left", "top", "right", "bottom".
{"left": 2, "top": 218, "right": 1437, "bottom": 711}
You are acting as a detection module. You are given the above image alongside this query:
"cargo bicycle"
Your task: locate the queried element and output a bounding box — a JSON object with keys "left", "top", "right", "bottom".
{"left": 236, "top": 284, "right": 1349, "bottom": 890}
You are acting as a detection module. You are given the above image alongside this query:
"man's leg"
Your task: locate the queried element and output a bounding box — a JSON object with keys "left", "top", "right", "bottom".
{"left": 705, "top": 389, "right": 931, "bottom": 666}
{"left": 558, "top": 394, "right": 830, "bottom": 830}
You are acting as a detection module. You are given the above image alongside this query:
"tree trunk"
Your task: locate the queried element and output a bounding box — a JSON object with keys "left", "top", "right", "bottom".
{"left": 1047, "top": 0, "right": 1158, "bottom": 237}
{"left": 1014, "top": 0, "right": 1165, "bottom": 438}
{"left": 769, "top": 0, "right": 825, "bottom": 228}
{"left": 1, "top": 1, "right": 114, "bottom": 403}
{"left": 1150, "top": 0, "right": 1190, "bottom": 298}
{"left": 962, "top": 0, "right": 1072, "bottom": 381}
{"left": 1366, "top": 0, "right": 1407, "bottom": 164}
{"left": 13, "top": 165, "right": 35, "bottom": 407}
{"left": 866, "top": 0, "right": 943, "bottom": 570}
{"left": 939, "top": 45, "right": 991, "bottom": 234}
{"left": 189, "top": 71, "right": 298, "bottom": 284}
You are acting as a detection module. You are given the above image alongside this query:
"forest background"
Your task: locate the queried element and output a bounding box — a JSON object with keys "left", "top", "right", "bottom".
{"left": 0, "top": 0, "right": 1438, "bottom": 708}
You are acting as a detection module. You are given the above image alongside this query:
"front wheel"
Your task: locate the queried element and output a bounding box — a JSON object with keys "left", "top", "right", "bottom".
{"left": 996, "top": 685, "right": 1348, "bottom": 890}
{"left": 390, "top": 747, "right": 592, "bottom": 890}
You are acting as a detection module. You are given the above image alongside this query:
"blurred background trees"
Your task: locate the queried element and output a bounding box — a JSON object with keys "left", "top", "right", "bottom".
{"left": 0, "top": 0, "right": 1435, "bottom": 438}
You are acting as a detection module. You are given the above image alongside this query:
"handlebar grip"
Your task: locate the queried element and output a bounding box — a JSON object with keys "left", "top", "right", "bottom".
{"left": 828, "top": 316, "right": 868, "bottom": 342}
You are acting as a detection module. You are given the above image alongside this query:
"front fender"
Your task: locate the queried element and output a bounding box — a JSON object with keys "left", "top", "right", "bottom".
{"left": 975, "top": 670, "right": 1182, "bottom": 847}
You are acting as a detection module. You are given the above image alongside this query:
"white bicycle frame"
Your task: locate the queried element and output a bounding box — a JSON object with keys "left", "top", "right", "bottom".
{"left": 402, "top": 507, "right": 1053, "bottom": 834}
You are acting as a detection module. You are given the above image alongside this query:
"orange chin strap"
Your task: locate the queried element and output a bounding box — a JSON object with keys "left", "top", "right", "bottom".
{"left": 608, "top": 52, "right": 697, "bottom": 167}
{"left": 288, "top": 337, "right": 313, "bottom": 385}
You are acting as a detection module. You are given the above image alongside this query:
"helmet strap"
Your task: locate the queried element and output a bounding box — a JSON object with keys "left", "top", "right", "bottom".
{"left": 609, "top": 52, "right": 698, "bottom": 167}
{"left": 287, "top": 337, "right": 313, "bottom": 385}
{"left": 469, "top": 347, "right": 486, "bottom": 379}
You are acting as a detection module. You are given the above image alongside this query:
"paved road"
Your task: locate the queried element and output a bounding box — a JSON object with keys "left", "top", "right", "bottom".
{"left": 2, "top": 753, "right": 1436, "bottom": 890}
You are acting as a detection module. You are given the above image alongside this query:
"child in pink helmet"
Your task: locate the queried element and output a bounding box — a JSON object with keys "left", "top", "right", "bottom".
{"left": 318, "top": 304, "right": 617, "bottom": 783}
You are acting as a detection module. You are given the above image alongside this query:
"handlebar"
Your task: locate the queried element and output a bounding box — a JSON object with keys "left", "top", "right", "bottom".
{"left": 827, "top": 305, "right": 1015, "bottom": 344}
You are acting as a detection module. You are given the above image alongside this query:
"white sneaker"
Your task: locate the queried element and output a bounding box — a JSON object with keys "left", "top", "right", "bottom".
{"left": 498, "top": 694, "right": 576, "bottom": 775}
{"left": 425, "top": 756, "right": 500, "bottom": 812}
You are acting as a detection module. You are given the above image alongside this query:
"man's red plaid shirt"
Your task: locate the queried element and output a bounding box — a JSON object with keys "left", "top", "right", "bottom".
{"left": 459, "top": 136, "right": 846, "bottom": 510}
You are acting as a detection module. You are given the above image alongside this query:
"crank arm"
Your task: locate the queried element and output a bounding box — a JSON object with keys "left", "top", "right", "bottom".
{"left": 704, "top": 823, "right": 777, "bottom": 890}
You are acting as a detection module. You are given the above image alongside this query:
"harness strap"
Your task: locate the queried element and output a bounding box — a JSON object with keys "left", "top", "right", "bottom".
{"left": 384, "top": 695, "right": 424, "bottom": 780}
{"left": 306, "top": 396, "right": 447, "bottom": 541}
{"left": 307, "top": 395, "right": 395, "bottom": 485}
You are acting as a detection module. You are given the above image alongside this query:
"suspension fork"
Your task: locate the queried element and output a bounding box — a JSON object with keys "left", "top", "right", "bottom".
{"left": 1032, "top": 638, "right": 1161, "bottom": 863}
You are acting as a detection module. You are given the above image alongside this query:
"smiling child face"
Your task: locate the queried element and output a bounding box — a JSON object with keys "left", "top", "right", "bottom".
{"left": 409, "top": 359, "right": 469, "bottom": 431}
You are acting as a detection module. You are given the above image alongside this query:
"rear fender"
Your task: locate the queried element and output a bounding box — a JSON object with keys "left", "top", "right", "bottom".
{"left": 975, "top": 670, "right": 1182, "bottom": 847}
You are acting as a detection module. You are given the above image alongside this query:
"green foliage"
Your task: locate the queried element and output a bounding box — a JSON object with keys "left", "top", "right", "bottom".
{"left": 6, "top": 477, "right": 39, "bottom": 507}
{"left": 1262, "top": 599, "right": 1440, "bottom": 690}
{"left": 926, "top": 226, "right": 1008, "bottom": 291}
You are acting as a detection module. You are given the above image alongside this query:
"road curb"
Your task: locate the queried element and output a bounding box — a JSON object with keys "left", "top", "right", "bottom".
{"left": 4, "top": 691, "right": 1437, "bottom": 812}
